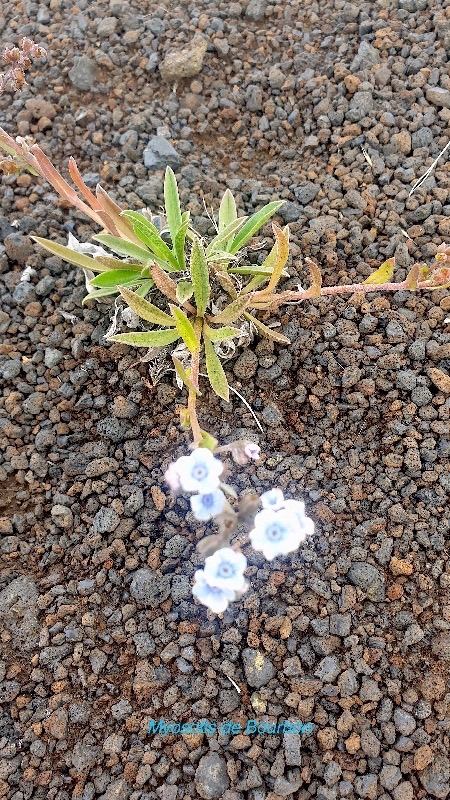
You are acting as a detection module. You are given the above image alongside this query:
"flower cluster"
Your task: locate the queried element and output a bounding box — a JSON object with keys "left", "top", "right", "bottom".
{"left": 0, "top": 38, "right": 47, "bottom": 96}
{"left": 250, "top": 489, "right": 314, "bottom": 561}
{"left": 165, "top": 446, "right": 315, "bottom": 614}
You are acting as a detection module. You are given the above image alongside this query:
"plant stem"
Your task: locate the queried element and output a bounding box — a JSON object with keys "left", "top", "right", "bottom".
{"left": 250, "top": 278, "right": 426, "bottom": 311}
{"left": 188, "top": 318, "right": 203, "bottom": 446}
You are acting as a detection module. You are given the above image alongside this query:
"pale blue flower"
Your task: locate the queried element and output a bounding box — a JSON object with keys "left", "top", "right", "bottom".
{"left": 244, "top": 442, "right": 260, "bottom": 460}
{"left": 192, "top": 569, "right": 236, "bottom": 614}
{"left": 249, "top": 507, "right": 307, "bottom": 561}
{"left": 260, "top": 488, "right": 284, "bottom": 511}
{"left": 284, "top": 499, "right": 315, "bottom": 537}
{"left": 190, "top": 489, "right": 226, "bottom": 521}
{"left": 204, "top": 547, "right": 248, "bottom": 593}
{"left": 174, "top": 448, "right": 223, "bottom": 494}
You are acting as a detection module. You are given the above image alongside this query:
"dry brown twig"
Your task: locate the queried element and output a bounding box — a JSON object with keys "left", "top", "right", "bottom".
{"left": 0, "top": 37, "right": 47, "bottom": 96}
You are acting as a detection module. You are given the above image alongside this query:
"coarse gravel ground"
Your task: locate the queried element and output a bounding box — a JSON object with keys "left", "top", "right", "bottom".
{"left": 1, "top": 0, "right": 450, "bottom": 799}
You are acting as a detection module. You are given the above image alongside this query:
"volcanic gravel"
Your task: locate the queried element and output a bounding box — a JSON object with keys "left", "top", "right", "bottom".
{"left": 1, "top": 0, "right": 450, "bottom": 799}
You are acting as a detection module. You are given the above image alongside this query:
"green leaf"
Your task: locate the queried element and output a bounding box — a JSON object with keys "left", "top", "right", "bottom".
{"left": 93, "top": 256, "right": 145, "bottom": 271}
{"left": 82, "top": 287, "right": 121, "bottom": 304}
{"left": 121, "top": 211, "right": 180, "bottom": 270}
{"left": 190, "top": 238, "right": 210, "bottom": 317}
{"left": 204, "top": 336, "right": 229, "bottom": 402}
{"left": 32, "top": 237, "right": 113, "bottom": 273}
{"left": 118, "top": 285, "right": 176, "bottom": 326}
{"left": 172, "top": 355, "right": 201, "bottom": 395}
{"left": 241, "top": 274, "right": 269, "bottom": 294}
{"left": 176, "top": 280, "right": 194, "bottom": 304}
{"left": 164, "top": 166, "right": 182, "bottom": 247}
{"left": 133, "top": 280, "right": 154, "bottom": 297}
{"left": 363, "top": 257, "right": 395, "bottom": 285}
{"left": 203, "top": 324, "right": 242, "bottom": 342}
{"left": 262, "top": 224, "right": 290, "bottom": 294}
{"left": 93, "top": 234, "right": 151, "bottom": 264}
{"left": 206, "top": 217, "right": 248, "bottom": 257}
{"left": 89, "top": 269, "right": 143, "bottom": 288}
{"left": 219, "top": 189, "right": 237, "bottom": 233}
{"left": 227, "top": 200, "right": 285, "bottom": 255}
{"left": 173, "top": 219, "right": 189, "bottom": 270}
{"left": 169, "top": 305, "right": 199, "bottom": 353}
{"left": 108, "top": 329, "right": 180, "bottom": 347}
{"left": 244, "top": 311, "right": 291, "bottom": 344}
{"left": 209, "top": 295, "right": 250, "bottom": 324}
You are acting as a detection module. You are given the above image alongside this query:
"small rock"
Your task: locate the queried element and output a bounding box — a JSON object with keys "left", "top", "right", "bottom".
{"left": 428, "top": 367, "right": 450, "bottom": 394}
{"left": 389, "top": 556, "right": 413, "bottom": 576}
{"left": 97, "top": 16, "right": 117, "bottom": 36}
{"left": 315, "top": 655, "right": 340, "bottom": 682}
{"left": 44, "top": 348, "right": 63, "bottom": 368}
{"left": 130, "top": 568, "right": 171, "bottom": 608}
{"left": 69, "top": 55, "right": 96, "bottom": 91}
{"left": 420, "top": 756, "right": 450, "bottom": 799}
{"left": 242, "top": 648, "right": 276, "bottom": 688}
{"left": 347, "top": 561, "right": 385, "bottom": 601}
{"left": 279, "top": 202, "right": 302, "bottom": 223}
{"left": 98, "top": 778, "right": 131, "bottom": 800}
{"left": 195, "top": 753, "right": 230, "bottom": 799}
{"left": 5, "top": 233, "right": 34, "bottom": 264}
{"left": 426, "top": 87, "right": 450, "bottom": 109}
{"left": 143, "top": 136, "right": 181, "bottom": 170}
{"left": 0, "top": 359, "right": 21, "bottom": 379}
{"left": 431, "top": 631, "right": 450, "bottom": 661}
{"left": 393, "top": 708, "right": 416, "bottom": 735}
{"left": 51, "top": 505, "right": 74, "bottom": 530}
{"left": 85, "top": 457, "right": 120, "bottom": 477}
{"left": 160, "top": 34, "right": 207, "bottom": 82}
{"left": 414, "top": 744, "right": 434, "bottom": 771}
{"left": 92, "top": 507, "right": 121, "bottom": 534}
{"left": 245, "top": 0, "right": 267, "bottom": 20}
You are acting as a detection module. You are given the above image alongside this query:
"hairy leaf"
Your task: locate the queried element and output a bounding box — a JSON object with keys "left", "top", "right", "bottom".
{"left": 203, "top": 324, "right": 242, "bottom": 342}
{"left": 227, "top": 200, "right": 284, "bottom": 254}
{"left": 133, "top": 280, "right": 155, "bottom": 297}
{"left": 204, "top": 336, "right": 229, "bottom": 401}
{"left": 151, "top": 264, "right": 178, "bottom": 303}
{"left": 219, "top": 189, "right": 237, "bottom": 233}
{"left": 108, "top": 329, "right": 180, "bottom": 347}
{"left": 172, "top": 355, "right": 201, "bottom": 395}
{"left": 209, "top": 295, "right": 250, "bottom": 324}
{"left": 176, "top": 280, "right": 194, "bottom": 304}
{"left": 170, "top": 305, "right": 199, "bottom": 353}
{"left": 404, "top": 263, "right": 419, "bottom": 290}
{"left": 305, "top": 257, "right": 322, "bottom": 297}
{"left": 173, "top": 218, "right": 189, "bottom": 270}
{"left": 363, "top": 257, "right": 395, "bottom": 285}
{"left": 93, "top": 256, "right": 144, "bottom": 271}
{"left": 89, "top": 269, "right": 142, "bottom": 288}
{"left": 164, "top": 166, "right": 182, "bottom": 247}
{"left": 256, "top": 224, "right": 289, "bottom": 295}
{"left": 82, "top": 286, "right": 121, "bottom": 304}
{"left": 32, "top": 237, "right": 112, "bottom": 273}
{"left": 244, "top": 311, "right": 291, "bottom": 344}
{"left": 118, "top": 285, "right": 176, "bottom": 325}
{"left": 206, "top": 216, "right": 248, "bottom": 256}
{"left": 93, "top": 234, "right": 151, "bottom": 263}
{"left": 122, "top": 211, "right": 180, "bottom": 270}
{"left": 230, "top": 264, "right": 289, "bottom": 276}
{"left": 190, "top": 238, "right": 210, "bottom": 316}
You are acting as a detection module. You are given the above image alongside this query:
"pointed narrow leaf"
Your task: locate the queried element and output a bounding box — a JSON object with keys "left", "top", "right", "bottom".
{"left": 261, "top": 224, "right": 289, "bottom": 270}
{"left": 93, "top": 256, "right": 144, "bottom": 271}
{"left": 206, "top": 216, "right": 248, "bottom": 256}
{"left": 172, "top": 355, "right": 201, "bottom": 395}
{"left": 173, "top": 218, "right": 189, "bottom": 270}
{"left": 260, "top": 224, "right": 290, "bottom": 294}
{"left": 213, "top": 270, "right": 237, "bottom": 299}
{"left": 133, "top": 280, "right": 154, "bottom": 297}
{"left": 118, "top": 285, "right": 176, "bottom": 326}
{"left": 209, "top": 295, "right": 250, "bottom": 324}
{"left": 93, "top": 234, "right": 151, "bottom": 263}
{"left": 230, "top": 264, "right": 289, "bottom": 276}
{"left": 169, "top": 305, "right": 199, "bottom": 353}
{"left": 122, "top": 210, "right": 180, "bottom": 270}
{"left": 244, "top": 311, "right": 291, "bottom": 344}
{"left": 204, "top": 336, "right": 229, "bottom": 401}
{"left": 164, "top": 167, "right": 182, "bottom": 246}
{"left": 32, "top": 237, "right": 112, "bottom": 273}
{"left": 203, "top": 324, "right": 242, "bottom": 342}
{"left": 304, "top": 257, "right": 322, "bottom": 298}
{"left": 96, "top": 185, "right": 144, "bottom": 246}
{"left": 89, "top": 269, "right": 142, "bottom": 288}
{"left": 176, "top": 280, "right": 194, "bottom": 304}
{"left": 241, "top": 273, "right": 269, "bottom": 294}
{"left": 363, "top": 257, "right": 395, "bottom": 285}
{"left": 190, "top": 238, "right": 210, "bottom": 316}
{"left": 219, "top": 189, "right": 237, "bottom": 233}
{"left": 108, "top": 329, "right": 180, "bottom": 347}
{"left": 228, "top": 200, "right": 285, "bottom": 254}
{"left": 82, "top": 287, "right": 121, "bottom": 304}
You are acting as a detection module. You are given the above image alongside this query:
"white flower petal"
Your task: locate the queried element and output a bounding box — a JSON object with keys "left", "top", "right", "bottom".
{"left": 250, "top": 507, "right": 304, "bottom": 560}
{"left": 175, "top": 449, "right": 223, "bottom": 494}
{"left": 204, "top": 547, "right": 248, "bottom": 592}
{"left": 192, "top": 569, "right": 236, "bottom": 614}
{"left": 260, "top": 488, "right": 284, "bottom": 510}
{"left": 190, "top": 489, "right": 225, "bottom": 521}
